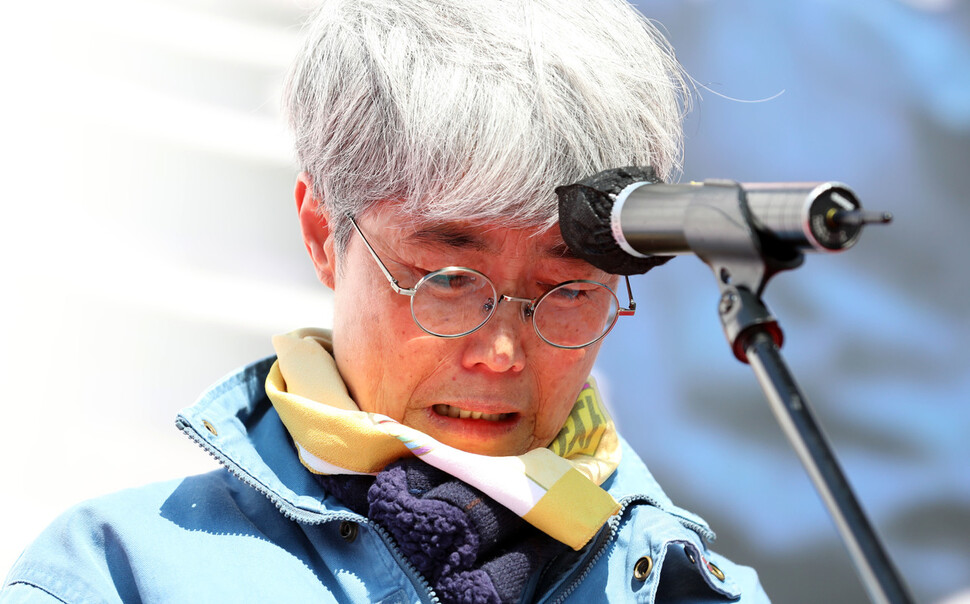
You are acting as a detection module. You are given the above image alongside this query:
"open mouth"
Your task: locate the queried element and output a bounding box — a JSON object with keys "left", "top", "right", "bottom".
{"left": 432, "top": 404, "right": 514, "bottom": 422}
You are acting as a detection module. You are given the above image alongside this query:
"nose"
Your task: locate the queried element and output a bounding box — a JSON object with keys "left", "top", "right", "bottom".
{"left": 460, "top": 296, "right": 529, "bottom": 373}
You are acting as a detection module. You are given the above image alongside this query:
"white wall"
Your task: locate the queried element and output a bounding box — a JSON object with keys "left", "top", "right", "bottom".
{"left": 0, "top": 0, "right": 329, "bottom": 575}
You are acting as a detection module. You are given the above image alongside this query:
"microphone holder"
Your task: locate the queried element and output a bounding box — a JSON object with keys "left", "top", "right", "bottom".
{"left": 684, "top": 181, "right": 914, "bottom": 604}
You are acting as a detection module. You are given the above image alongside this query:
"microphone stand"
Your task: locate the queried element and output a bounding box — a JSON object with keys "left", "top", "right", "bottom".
{"left": 683, "top": 183, "right": 915, "bottom": 604}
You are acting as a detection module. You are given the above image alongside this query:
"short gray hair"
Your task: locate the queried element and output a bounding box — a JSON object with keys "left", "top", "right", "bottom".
{"left": 283, "top": 0, "right": 688, "bottom": 255}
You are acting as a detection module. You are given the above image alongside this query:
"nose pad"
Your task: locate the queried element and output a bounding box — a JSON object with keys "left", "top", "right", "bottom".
{"left": 495, "top": 294, "right": 534, "bottom": 324}
{"left": 475, "top": 296, "right": 527, "bottom": 335}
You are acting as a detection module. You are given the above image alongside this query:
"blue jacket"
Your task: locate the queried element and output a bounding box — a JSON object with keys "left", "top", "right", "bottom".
{"left": 2, "top": 357, "right": 768, "bottom": 603}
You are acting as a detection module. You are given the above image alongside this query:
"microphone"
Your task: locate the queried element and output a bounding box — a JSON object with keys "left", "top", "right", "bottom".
{"left": 556, "top": 166, "right": 892, "bottom": 276}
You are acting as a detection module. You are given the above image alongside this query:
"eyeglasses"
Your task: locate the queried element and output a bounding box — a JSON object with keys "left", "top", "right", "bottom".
{"left": 347, "top": 214, "right": 635, "bottom": 349}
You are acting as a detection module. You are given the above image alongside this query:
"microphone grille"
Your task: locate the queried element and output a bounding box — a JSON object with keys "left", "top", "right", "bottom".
{"left": 556, "top": 166, "right": 674, "bottom": 275}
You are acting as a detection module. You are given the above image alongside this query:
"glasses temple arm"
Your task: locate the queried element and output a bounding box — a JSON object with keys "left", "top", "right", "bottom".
{"left": 347, "top": 213, "right": 413, "bottom": 295}
{"left": 618, "top": 275, "right": 636, "bottom": 316}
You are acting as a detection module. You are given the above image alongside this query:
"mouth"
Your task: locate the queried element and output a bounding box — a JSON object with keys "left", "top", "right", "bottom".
{"left": 432, "top": 404, "right": 515, "bottom": 422}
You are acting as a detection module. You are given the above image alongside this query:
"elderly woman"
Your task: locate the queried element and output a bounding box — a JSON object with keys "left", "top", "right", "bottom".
{"left": 2, "top": 0, "right": 768, "bottom": 602}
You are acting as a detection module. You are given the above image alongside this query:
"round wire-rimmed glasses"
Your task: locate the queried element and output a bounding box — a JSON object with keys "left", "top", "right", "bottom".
{"left": 348, "top": 214, "right": 636, "bottom": 349}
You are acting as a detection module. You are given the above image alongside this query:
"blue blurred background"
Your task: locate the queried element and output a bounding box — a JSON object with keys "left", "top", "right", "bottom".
{"left": 2, "top": 0, "right": 967, "bottom": 602}
{"left": 597, "top": 1, "right": 970, "bottom": 601}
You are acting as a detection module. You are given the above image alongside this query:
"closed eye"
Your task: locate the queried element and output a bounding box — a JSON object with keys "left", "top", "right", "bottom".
{"left": 423, "top": 271, "right": 479, "bottom": 291}
{"left": 417, "top": 268, "right": 493, "bottom": 300}
{"left": 543, "top": 282, "right": 595, "bottom": 306}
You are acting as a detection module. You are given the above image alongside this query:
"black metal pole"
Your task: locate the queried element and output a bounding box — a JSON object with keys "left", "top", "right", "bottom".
{"left": 743, "top": 328, "right": 915, "bottom": 604}
{"left": 554, "top": 168, "right": 910, "bottom": 601}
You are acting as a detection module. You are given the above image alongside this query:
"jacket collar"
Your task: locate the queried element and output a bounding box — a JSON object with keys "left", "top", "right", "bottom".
{"left": 176, "top": 356, "right": 712, "bottom": 539}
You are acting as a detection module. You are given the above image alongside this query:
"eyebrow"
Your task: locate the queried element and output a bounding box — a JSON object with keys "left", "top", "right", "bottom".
{"left": 546, "top": 240, "right": 583, "bottom": 261}
{"left": 408, "top": 225, "right": 489, "bottom": 252}
{"left": 407, "top": 224, "right": 584, "bottom": 261}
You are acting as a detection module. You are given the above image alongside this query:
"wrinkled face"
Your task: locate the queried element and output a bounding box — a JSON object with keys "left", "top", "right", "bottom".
{"left": 325, "top": 205, "right": 618, "bottom": 457}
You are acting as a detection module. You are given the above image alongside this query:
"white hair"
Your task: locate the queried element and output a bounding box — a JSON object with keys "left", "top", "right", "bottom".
{"left": 283, "top": 0, "right": 689, "bottom": 254}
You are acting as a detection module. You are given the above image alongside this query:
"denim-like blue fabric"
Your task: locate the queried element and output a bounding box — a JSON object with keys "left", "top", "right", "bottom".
{"left": 1, "top": 356, "right": 769, "bottom": 603}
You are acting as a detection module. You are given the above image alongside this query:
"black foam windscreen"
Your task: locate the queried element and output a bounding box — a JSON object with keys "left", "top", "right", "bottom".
{"left": 555, "top": 166, "right": 674, "bottom": 275}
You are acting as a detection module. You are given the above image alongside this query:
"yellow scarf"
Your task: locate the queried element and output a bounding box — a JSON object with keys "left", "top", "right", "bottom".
{"left": 265, "top": 328, "right": 622, "bottom": 550}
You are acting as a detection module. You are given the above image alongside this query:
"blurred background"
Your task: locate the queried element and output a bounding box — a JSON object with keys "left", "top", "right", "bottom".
{"left": 1, "top": 0, "right": 967, "bottom": 602}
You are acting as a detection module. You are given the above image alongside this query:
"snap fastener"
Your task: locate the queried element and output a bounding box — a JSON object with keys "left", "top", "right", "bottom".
{"left": 202, "top": 420, "right": 218, "bottom": 436}
{"left": 683, "top": 545, "right": 696, "bottom": 565}
{"left": 708, "top": 561, "right": 725, "bottom": 582}
{"left": 339, "top": 521, "right": 358, "bottom": 543}
{"left": 633, "top": 556, "right": 653, "bottom": 581}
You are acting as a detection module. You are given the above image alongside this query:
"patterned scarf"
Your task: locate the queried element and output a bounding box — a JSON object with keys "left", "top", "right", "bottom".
{"left": 265, "top": 328, "right": 621, "bottom": 550}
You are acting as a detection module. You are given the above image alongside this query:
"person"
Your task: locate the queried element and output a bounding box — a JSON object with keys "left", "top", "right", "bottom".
{"left": 1, "top": 0, "right": 769, "bottom": 602}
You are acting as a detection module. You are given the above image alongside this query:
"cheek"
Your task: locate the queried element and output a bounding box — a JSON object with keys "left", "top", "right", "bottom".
{"left": 331, "top": 282, "right": 445, "bottom": 417}
{"left": 540, "top": 346, "right": 596, "bottom": 386}
{"left": 330, "top": 273, "right": 397, "bottom": 406}
{"left": 533, "top": 348, "right": 599, "bottom": 435}
{"left": 332, "top": 260, "right": 411, "bottom": 350}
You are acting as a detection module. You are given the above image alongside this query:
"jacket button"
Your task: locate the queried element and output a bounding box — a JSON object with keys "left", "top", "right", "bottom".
{"left": 683, "top": 545, "right": 696, "bottom": 565}
{"left": 339, "top": 521, "right": 358, "bottom": 543}
{"left": 633, "top": 556, "right": 653, "bottom": 581}
{"left": 708, "top": 561, "right": 726, "bottom": 582}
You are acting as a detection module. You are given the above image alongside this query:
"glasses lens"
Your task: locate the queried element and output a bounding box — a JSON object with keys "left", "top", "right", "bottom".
{"left": 411, "top": 268, "right": 497, "bottom": 337}
{"left": 533, "top": 281, "right": 620, "bottom": 348}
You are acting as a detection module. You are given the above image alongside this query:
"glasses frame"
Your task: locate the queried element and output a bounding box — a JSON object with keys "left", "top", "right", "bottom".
{"left": 347, "top": 213, "right": 636, "bottom": 349}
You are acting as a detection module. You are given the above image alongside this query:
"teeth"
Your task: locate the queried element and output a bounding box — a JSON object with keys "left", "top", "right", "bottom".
{"left": 434, "top": 404, "right": 506, "bottom": 421}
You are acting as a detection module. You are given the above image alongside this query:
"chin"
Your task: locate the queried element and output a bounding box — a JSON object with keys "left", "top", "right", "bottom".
{"left": 435, "top": 433, "right": 525, "bottom": 458}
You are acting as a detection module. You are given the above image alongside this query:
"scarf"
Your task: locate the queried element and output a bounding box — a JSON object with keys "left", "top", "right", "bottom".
{"left": 317, "top": 460, "right": 576, "bottom": 604}
{"left": 266, "top": 327, "right": 622, "bottom": 550}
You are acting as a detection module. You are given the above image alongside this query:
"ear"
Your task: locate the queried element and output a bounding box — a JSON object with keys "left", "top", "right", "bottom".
{"left": 295, "top": 173, "right": 337, "bottom": 289}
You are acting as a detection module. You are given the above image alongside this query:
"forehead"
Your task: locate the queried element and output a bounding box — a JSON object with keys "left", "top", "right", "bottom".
{"left": 365, "top": 205, "right": 580, "bottom": 262}
{"left": 406, "top": 221, "right": 578, "bottom": 261}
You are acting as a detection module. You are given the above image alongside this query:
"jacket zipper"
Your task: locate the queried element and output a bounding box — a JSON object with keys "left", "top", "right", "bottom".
{"left": 325, "top": 511, "right": 443, "bottom": 604}
{"left": 544, "top": 498, "right": 631, "bottom": 604}
{"left": 176, "top": 417, "right": 441, "bottom": 603}
{"left": 545, "top": 494, "right": 713, "bottom": 603}
{"left": 178, "top": 416, "right": 712, "bottom": 603}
